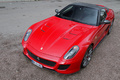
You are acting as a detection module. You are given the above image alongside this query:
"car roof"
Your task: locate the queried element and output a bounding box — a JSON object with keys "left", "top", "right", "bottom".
{"left": 70, "top": 2, "right": 104, "bottom": 10}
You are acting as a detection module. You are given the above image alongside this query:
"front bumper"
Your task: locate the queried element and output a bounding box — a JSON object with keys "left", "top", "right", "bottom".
{"left": 22, "top": 43, "right": 80, "bottom": 74}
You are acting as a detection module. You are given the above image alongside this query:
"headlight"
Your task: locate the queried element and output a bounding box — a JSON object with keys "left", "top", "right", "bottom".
{"left": 24, "top": 29, "right": 32, "bottom": 41}
{"left": 64, "top": 45, "right": 79, "bottom": 59}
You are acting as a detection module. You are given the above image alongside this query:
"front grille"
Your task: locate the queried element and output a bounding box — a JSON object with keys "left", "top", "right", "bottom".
{"left": 27, "top": 49, "right": 56, "bottom": 67}
{"left": 58, "top": 65, "right": 70, "bottom": 70}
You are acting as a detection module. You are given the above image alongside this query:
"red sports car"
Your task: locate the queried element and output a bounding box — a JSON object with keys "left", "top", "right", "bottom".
{"left": 22, "top": 2, "right": 114, "bottom": 74}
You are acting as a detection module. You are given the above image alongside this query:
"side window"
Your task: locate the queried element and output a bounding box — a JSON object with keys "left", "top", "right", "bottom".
{"left": 100, "top": 9, "right": 107, "bottom": 22}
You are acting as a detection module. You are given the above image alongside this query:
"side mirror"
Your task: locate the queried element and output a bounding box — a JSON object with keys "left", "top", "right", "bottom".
{"left": 102, "top": 20, "right": 111, "bottom": 24}
{"left": 55, "top": 9, "right": 59, "bottom": 14}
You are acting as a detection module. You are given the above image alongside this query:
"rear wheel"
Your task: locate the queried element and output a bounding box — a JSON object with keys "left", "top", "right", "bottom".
{"left": 108, "top": 20, "right": 114, "bottom": 35}
{"left": 81, "top": 45, "right": 93, "bottom": 68}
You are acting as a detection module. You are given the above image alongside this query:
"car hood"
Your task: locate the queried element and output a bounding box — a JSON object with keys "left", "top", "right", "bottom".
{"left": 28, "top": 16, "right": 93, "bottom": 57}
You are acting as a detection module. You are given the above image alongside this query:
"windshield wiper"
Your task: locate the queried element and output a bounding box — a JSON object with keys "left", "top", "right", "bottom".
{"left": 56, "top": 15, "right": 80, "bottom": 23}
{"left": 71, "top": 18, "right": 80, "bottom": 23}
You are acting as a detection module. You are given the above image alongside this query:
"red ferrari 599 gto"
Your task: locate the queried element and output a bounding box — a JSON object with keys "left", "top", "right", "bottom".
{"left": 22, "top": 2, "right": 114, "bottom": 74}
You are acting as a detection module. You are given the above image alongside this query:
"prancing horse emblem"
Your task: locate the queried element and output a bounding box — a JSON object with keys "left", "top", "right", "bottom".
{"left": 40, "top": 47, "right": 43, "bottom": 50}
{"left": 37, "top": 57, "right": 40, "bottom": 60}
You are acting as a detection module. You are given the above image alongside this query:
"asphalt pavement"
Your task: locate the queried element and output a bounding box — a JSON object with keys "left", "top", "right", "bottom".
{"left": 0, "top": 0, "right": 120, "bottom": 80}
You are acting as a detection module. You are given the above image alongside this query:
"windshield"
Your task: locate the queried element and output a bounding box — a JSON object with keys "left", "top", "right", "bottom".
{"left": 56, "top": 5, "right": 98, "bottom": 26}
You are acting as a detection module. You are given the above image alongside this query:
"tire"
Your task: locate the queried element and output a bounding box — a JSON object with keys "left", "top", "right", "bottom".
{"left": 81, "top": 45, "right": 93, "bottom": 68}
{"left": 108, "top": 20, "right": 114, "bottom": 35}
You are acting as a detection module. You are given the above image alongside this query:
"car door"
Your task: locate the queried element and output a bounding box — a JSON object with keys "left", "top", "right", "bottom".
{"left": 94, "top": 8, "right": 109, "bottom": 45}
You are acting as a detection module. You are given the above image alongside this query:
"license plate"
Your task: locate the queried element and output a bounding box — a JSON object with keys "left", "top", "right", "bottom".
{"left": 31, "top": 60, "right": 43, "bottom": 68}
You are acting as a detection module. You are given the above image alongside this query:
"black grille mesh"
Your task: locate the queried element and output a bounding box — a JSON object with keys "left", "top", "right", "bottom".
{"left": 58, "top": 65, "right": 70, "bottom": 70}
{"left": 27, "top": 49, "right": 56, "bottom": 67}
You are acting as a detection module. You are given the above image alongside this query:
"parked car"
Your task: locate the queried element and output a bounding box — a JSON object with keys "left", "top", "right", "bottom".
{"left": 22, "top": 2, "right": 114, "bottom": 74}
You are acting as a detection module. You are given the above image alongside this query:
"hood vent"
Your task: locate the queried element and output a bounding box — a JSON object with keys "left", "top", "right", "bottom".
{"left": 40, "top": 24, "right": 50, "bottom": 32}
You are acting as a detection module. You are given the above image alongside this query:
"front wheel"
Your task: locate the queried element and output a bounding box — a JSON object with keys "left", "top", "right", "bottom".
{"left": 81, "top": 45, "right": 93, "bottom": 68}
